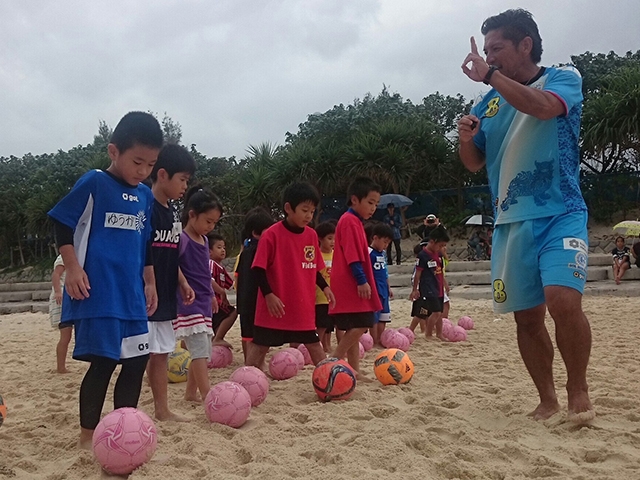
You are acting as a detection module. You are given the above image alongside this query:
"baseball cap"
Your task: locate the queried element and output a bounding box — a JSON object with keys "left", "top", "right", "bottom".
{"left": 426, "top": 214, "right": 436, "bottom": 220}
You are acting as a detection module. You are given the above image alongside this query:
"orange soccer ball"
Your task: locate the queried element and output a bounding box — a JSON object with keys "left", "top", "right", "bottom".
{"left": 373, "top": 348, "right": 414, "bottom": 385}
{"left": 312, "top": 358, "right": 357, "bottom": 401}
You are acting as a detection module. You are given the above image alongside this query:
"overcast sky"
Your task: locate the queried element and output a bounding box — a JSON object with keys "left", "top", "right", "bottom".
{"left": 1, "top": 0, "right": 639, "bottom": 159}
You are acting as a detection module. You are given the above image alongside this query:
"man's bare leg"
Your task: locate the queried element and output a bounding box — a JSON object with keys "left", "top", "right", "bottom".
{"left": 545, "top": 286, "right": 594, "bottom": 423}
{"left": 514, "top": 303, "right": 561, "bottom": 420}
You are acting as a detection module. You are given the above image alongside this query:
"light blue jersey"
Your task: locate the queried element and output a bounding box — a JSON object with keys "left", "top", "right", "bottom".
{"left": 472, "top": 65, "right": 586, "bottom": 225}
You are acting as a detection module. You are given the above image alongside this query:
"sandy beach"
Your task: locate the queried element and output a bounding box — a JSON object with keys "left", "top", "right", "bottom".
{"left": 1, "top": 296, "right": 639, "bottom": 480}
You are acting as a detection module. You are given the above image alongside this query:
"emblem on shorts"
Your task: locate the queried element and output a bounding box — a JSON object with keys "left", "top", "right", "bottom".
{"left": 493, "top": 279, "right": 507, "bottom": 303}
{"left": 304, "top": 245, "right": 315, "bottom": 262}
{"left": 574, "top": 252, "right": 588, "bottom": 270}
{"left": 563, "top": 238, "right": 587, "bottom": 253}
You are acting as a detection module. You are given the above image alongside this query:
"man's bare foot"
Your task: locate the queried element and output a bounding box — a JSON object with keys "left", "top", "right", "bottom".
{"left": 567, "top": 391, "right": 595, "bottom": 424}
{"left": 212, "top": 339, "right": 233, "bottom": 349}
{"left": 78, "top": 428, "right": 94, "bottom": 450}
{"left": 155, "top": 411, "right": 191, "bottom": 422}
{"left": 56, "top": 368, "right": 71, "bottom": 374}
{"left": 527, "top": 400, "right": 561, "bottom": 420}
{"left": 356, "top": 372, "right": 374, "bottom": 383}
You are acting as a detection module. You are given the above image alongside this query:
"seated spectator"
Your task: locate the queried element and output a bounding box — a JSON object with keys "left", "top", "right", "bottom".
{"left": 612, "top": 236, "right": 631, "bottom": 285}
{"left": 632, "top": 234, "right": 640, "bottom": 268}
{"left": 468, "top": 227, "right": 488, "bottom": 260}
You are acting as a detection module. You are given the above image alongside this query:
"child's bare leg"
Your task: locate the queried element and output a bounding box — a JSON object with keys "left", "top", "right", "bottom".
{"left": 619, "top": 263, "right": 630, "bottom": 282}
{"left": 409, "top": 316, "right": 420, "bottom": 332}
{"left": 56, "top": 326, "right": 72, "bottom": 373}
{"left": 419, "top": 319, "right": 427, "bottom": 333}
{"left": 336, "top": 329, "right": 345, "bottom": 344}
{"left": 443, "top": 301, "right": 450, "bottom": 319}
{"left": 242, "top": 339, "right": 249, "bottom": 362}
{"left": 148, "top": 353, "right": 189, "bottom": 421}
{"left": 185, "top": 358, "right": 210, "bottom": 402}
{"left": 305, "top": 341, "right": 326, "bottom": 365}
{"left": 316, "top": 327, "right": 327, "bottom": 351}
{"left": 332, "top": 328, "right": 367, "bottom": 375}
{"left": 434, "top": 315, "right": 444, "bottom": 340}
{"left": 213, "top": 311, "right": 237, "bottom": 348}
{"left": 377, "top": 322, "right": 386, "bottom": 343}
{"left": 323, "top": 331, "right": 332, "bottom": 352}
{"left": 245, "top": 343, "right": 270, "bottom": 371}
{"left": 426, "top": 313, "right": 444, "bottom": 340}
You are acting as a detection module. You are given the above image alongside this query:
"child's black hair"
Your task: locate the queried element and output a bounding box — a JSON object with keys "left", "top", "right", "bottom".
{"left": 372, "top": 223, "right": 394, "bottom": 241}
{"left": 282, "top": 182, "right": 320, "bottom": 214}
{"left": 242, "top": 207, "right": 273, "bottom": 240}
{"left": 150, "top": 144, "right": 197, "bottom": 182}
{"left": 364, "top": 221, "right": 375, "bottom": 245}
{"left": 110, "top": 111, "right": 163, "bottom": 153}
{"left": 428, "top": 225, "right": 450, "bottom": 243}
{"left": 346, "top": 176, "right": 381, "bottom": 206}
{"left": 207, "top": 232, "right": 225, "bottom": 247}
{"left": 315, "top": 221, "right": 336, "bottom": 240}
{"left": 181, "top": 184, "right": 223, "bottom": 226}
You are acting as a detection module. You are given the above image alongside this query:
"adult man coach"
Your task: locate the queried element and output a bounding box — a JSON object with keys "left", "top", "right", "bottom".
{"left": 457, "top": 9, "right": 594, "bottom": 423}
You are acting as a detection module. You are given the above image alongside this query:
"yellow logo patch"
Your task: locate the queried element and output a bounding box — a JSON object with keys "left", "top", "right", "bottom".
{"left": 485, "top": 97, "right": 500, "bottom": 118}
{"left": 304, "top": 245, "right": 316, "bottom": 262}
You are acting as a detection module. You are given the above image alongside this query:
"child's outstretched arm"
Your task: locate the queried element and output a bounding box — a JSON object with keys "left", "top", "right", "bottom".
{"left": 349, "top": 261, "right": 371, "bottom": 299}
{"left": 59, "top": 244, "right": 91, "bottom": 300}
{"left": 178, "top": 267, "right": 195, "bottom": 305}
{"left": 51, "top": 264, "right": 65, "bottom": 305}
{"left": 143, "top": 265, "right": 158, "bottom": 316}
{"left": 253, "top": 266, "right": 284, "bottom": 318}
{"left": 410, "top": 269, "right": 422, "bottom": 301}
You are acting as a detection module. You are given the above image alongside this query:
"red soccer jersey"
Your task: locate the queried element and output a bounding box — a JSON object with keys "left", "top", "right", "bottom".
{"left": 252, "top": 221, "right": 325, "bottom": 331}
{"left": 329, "top": 210, "right": 382, "bottom": 314}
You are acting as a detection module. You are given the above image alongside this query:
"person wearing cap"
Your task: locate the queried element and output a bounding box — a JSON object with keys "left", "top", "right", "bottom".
{"left": 415, "top": 214, "right": 440, "bottom": 241}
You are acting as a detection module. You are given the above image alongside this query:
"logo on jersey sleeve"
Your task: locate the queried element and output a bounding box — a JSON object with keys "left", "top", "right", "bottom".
{"left": 105, "top": 210, "right": 147, "bottom": 234}
{"left": 302, "top": 245, "right": 317, "bottom": 269}
{"left": 485, "top": 96, "right": 500, "bottom": 118}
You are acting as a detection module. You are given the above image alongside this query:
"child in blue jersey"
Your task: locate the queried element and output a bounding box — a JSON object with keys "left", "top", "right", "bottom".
{"left": 369, "top": 223, "right": 394, "bottom": 345}
{"left": 173, "top": 186, "right": 224, "bottom": 403}
{"left": 147, "top": 144, "right": 196, "bottom": 422}
{"left": 48, "top": 111, "right": 163, "bottom": 449}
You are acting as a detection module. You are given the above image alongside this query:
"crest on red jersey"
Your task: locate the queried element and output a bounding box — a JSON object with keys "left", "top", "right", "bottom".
{"left": 304, "top": 245, "right": 316, "bottom": 262}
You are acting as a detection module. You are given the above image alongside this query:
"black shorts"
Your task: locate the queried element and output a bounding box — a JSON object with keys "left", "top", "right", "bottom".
{"left": 59, "top": 322, "right": 73, "bottom": 330}
{"left": 212, "top": 306, "right": 237, "bottom": 332}
{"left": 315, "top": 304, "right": 335, "bottom": 332}
{"left": 333, "top": 312, "right": 375, "bottom": 331}
{"left": 411, "top": 297, "right": 444, "bottom": 319}
{"left": 240, "top": 313, "right": 255, "bottom": 340}
{"left": 252, "top": 325, "right": 320, "bottom": 347}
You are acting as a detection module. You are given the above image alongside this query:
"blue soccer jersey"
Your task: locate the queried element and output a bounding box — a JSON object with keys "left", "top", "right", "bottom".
{"left": 369, "top": 247, "right": 389, "bottom": 300}
{"left": 472, "top": 65, "right": 587, "bottom": 225}
{"left": 48, "top": 170, "right": 154, "bottom": 322}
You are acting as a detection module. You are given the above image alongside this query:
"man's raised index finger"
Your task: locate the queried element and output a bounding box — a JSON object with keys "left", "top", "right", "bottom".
{"left": 470, "top": 36, "right": 478, "bottom": 54}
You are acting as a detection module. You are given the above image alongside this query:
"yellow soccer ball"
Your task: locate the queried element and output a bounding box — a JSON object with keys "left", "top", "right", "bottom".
{"left": 373, "top": 348, "right": 414, "bottom": 385}
{"left": 167, "top": 347, "right": 191, "bottom": 383}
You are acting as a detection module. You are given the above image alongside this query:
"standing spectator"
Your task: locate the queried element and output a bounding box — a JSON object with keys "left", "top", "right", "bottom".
{"left": 382, "top": 204, "right": 403, "bottom": 265}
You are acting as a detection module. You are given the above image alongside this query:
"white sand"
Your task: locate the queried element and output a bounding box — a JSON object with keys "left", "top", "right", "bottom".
{"left": 1, "top": 297, "right": 639, "bottom": 480}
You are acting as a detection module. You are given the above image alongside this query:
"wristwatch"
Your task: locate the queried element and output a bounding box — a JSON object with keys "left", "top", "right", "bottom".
{"left": 483, "top": 65, "right": 499, "bottom": 85}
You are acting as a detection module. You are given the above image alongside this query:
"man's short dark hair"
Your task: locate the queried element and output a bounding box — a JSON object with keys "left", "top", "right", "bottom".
{"left": 481, "top": 8, "right": 543, "bottom": 64}
{"left": 150, "top": 144, "right": 196, "bottom": 182}
{"left": 372, "top": 223, "right": 393, "bottom": 241}
{"left": 429, "top": 225, "right": 450, "bottom": 243}
{"left": 110, "top": 111, "right": 164, "bottom": 153}
{"left": 346, "top": 176, "right": 381, "bottom": 206}
{"left": 282, "top": 182, "right": 320, "bottom": 214}
{"left": 242, "top": 207, "right": 273, "bottom": 240}
{"left": 315, "top": 221, "right": 336, "bottom": 239}
{"left": 207, "top": 232, "right": 225, "bottom": 246}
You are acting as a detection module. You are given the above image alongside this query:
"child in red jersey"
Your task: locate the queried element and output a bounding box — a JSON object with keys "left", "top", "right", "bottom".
{"left": 246, "top": 183, "right": 335, "bottom": 370}
{"left": 207, "top": 232, "right": 238, "bottom": 348}
{"left": 329, "top": 177, "right": 382, "bottom": 379}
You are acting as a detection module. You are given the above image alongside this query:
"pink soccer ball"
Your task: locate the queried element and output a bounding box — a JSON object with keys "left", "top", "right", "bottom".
{"left": 297, "top": 344, "right": 313, "bottom": 365}
{"left": 397, "top": 327, "right": 415, "bottom": 344}
{"left": 448, "top": 325, "right": 468, "bottom": 342}
{"left": 441, "top": 321, "right": 454, "bottom": 341}
{"left": 283, "top": 347, "right": 305, "bottom": 370}
{"left": 442, "top": 317, "right": 453, "bottom": 327}
{"left": 229, "top": 366, "right": 270, "bottom": 407}
{"left": 380, "top": 328, "right": 397, "bottom": 348}
{"left": 205, "top": 381, "right": 252, "bottom": 428}
{"left": 458, "top": 316, "right": 475, "bottom": 330}
{"left": 386, "top": 331, "right": 410, "bottom": 351}
{"left": 92, "top": 407, "right": 157, "bottom": 475}
{"left": 269, "top": 351, "right": 300, "bottom": 380}
{"left": 208, "top": 345, "right": 233, "bottom": 368}
{"left": 360, "top": 332, "right": 374, "bottom": 351}
{"left": 359, "top": 342, "right": 365, "bottom": 359}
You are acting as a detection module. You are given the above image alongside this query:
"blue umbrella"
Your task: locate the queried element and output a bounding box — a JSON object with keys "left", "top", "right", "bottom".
{"left": 377, "top": 194, "right": 413, "bottom": 209}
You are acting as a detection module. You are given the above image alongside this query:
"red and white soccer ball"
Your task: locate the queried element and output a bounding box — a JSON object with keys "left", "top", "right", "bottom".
{"left": 360, "top": 332, "right": 374, "bottom": 351}
{"left": 229, "top": 366, "right": 270, "bottom": 407}
{"left": 92, "top": 407, "right": 157, "bottom": 476}
{"left": 297, "top": 344, "right": 313, "bottom": 365}
{"left": 458, "top": 316, "right": 475, "bottom": 330}
{"left": 448, "top": 325, "right": 468, "bottom": 342}
{"left": 208, "top": 345, "right": 233, "bottom": 368}
{"left": 397, "top": 327, "right": 415, "bottom": 344}
{"left": 205, "top": 381, "right": 252, "bottom": 428}
{"left": 269, "top": 351, "right": 300, "bottom": 380}
{"left": 282, "top": 347, "right": 305, "bottom": 370}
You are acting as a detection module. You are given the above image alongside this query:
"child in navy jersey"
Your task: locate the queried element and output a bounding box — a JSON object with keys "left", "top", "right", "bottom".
{"left": 147, "top": 144, "right": 196, "bottom": 422}
{"left": 368, "top": 223, "right": 394, "bottom": 345}
{"left": 48, "top": 111, "right": 163, "bottom": 449}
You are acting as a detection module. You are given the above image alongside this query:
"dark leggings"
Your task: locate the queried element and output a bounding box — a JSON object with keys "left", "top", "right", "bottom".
{"left": 386, "top": 239, "right": 402, "bottom": 265}
{"left": 79, "top": 354, "right": 149, "bottom": 429}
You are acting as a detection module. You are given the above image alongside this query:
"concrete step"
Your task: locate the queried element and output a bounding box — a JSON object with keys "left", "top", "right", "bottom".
{"left": 0, "top": 282, "right": 50, "bottom": 292}
{"left": 0, "top": 301, "right": 49, "bottom": 315}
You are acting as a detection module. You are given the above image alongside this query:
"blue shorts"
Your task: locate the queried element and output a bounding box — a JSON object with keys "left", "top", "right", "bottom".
{"left": 374, "top": 295, "right": 391, "bottom": 323}
{"left": 73, "top": 318, "right": 150, "bottom": 362}
{"left": 491, "top": 211, "right": 588, "bottom": 314}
